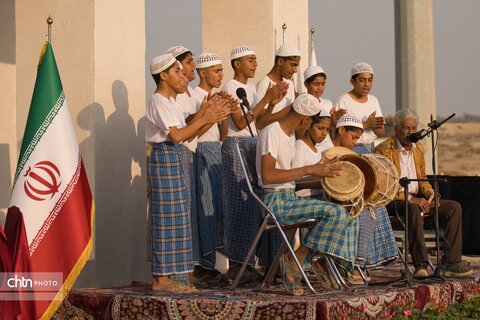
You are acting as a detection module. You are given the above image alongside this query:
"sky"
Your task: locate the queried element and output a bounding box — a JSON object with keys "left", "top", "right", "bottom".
{"left": 146, "top": 0, "right": 480, "bottom": 117}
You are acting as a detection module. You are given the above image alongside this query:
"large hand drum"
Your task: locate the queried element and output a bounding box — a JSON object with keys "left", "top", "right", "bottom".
{"left": 362, "top": 153, "right": 400, "bottom": 208}
{"left": 321, "top": 160, "right": 365, "bottom": 218}
{"left": 323, "top": 147, "right": 378, "bottom": 205}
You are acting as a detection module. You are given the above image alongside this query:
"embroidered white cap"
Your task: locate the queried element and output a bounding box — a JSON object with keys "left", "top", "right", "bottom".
{"left": 304, "top": 65, "right": 325, "bottom": 81}
{"left": 150, "top": 53, "right": 178, "bottom": 75}
{"left": 230, "top": 45, "right": 255, "bottom": 60}
{"left": 163, "top": 45, "right": 190, "bottom": 58}
{"left": 293, "top": 93, "right": 321, "bottom": 116}
{"left": 196, "top": 52, "right": 222, "bottom": 69}
{"left": 336, "top": 114, "right": 364, "bottom": 129}
{"left": 276, "top": 44, "right": 300, "bottom": 57}
{"left": 351, "top": 62, "right": 374, "bottom": 77}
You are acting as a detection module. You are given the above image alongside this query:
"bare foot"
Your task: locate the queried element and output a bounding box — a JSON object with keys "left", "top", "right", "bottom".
{"left": 152, "top": 276, "right": 197, "bottom": 294}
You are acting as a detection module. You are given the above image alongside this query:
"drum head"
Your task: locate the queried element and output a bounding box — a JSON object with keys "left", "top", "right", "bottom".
{"left": 322, "top": 161, "right": 364, "bottom": 201}
{"left": 323, "top": 146, "right": 356, "bottom": 160}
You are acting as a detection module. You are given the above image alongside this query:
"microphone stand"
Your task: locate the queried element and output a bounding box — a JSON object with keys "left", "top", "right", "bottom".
{"left": 410, "top": 113, "right": 455, "bottom": 280}
{"left": 239, "top": 102, "right": 255, "bottom": 137}
{"left": 393, "top": 176, "right": 447, "bottom": 287}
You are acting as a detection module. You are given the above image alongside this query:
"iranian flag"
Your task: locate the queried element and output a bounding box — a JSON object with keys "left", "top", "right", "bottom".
{"left": 7, "top": 41, "right": 94, "bottom": 319}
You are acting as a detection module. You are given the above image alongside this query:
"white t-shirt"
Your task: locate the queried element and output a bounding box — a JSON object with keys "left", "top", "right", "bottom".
{"left": 335, "top": 93, "right": 382, "bottom": 145}
{"left": 176, "top": 85, "right": 198, "bottom": 151}
{"left": 292, "top": 140, "right": 325, "bottom": 197}
{"left": 256, "top": 76, "right": 295, "bottom": 114}
{"left": 192, "top": 86, "right": 220, "bottom": 142}
{"left": 222, "top": 79, "right": 258, "bottom": 137}
{"left": 256, "top": 121, "right": 296, "bottom": 190}
{"left": 292, "top": 139, "right": 322, "bottom": 168}
{"left": 145, "top": 93, "right": 186, "bottom": 144}
{"left": 319, "top": 98, "right": 333, "bottom": 114}
{"left": 316, "top": 136, "right": 335, "bottom": 154}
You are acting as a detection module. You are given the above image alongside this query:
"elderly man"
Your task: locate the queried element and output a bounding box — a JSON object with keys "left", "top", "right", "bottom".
{"left": 374, "top": 108, "right": 472, "bottom": 279}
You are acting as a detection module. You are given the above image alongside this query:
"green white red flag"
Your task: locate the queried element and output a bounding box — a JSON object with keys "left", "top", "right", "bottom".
{"left": 7, "top": 41, "right": 94, "bottom": 319}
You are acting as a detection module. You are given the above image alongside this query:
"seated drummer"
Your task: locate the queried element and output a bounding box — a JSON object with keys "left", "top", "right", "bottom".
{"left": 256, "top": 93, "right": 358, "bottom": 295}
{"left": 329, "top": 114, "right": 398, "bottom": 283}
{"left": 375, "top": 108, "right": 472, "bottom": 278}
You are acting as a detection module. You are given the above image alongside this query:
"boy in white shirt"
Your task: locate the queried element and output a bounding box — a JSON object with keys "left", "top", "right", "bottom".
{"left": 221, "top": 45, "right": 286, "bottom": 282}
{"left": 257, "top": 93, "right": 358, "bottom": 295}
{"left": 256, "top": 43, "right": 299, "bottom": 128}
{"left": 146, "top": 53, "right": 228, "bottom": 293}
{"left": 335, "top": 62, "right": 385, "bottom": 154}
{"left": 190, "top": 52, "right": 233, "bottom": 286}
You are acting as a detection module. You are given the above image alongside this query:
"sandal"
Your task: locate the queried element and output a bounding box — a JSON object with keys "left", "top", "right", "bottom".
{"left": 279, "top": 254, "right": 305, "bottom": 296}
{"left": 337, "top": 265, "right": 364, "bottom": 286}
{"left": 311, "top": 257, "right": 339, "bottom": 289}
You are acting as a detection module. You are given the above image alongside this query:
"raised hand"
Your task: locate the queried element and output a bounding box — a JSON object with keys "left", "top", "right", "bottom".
{"left": 365, "top": 111, "right": 385, "bottom": 129}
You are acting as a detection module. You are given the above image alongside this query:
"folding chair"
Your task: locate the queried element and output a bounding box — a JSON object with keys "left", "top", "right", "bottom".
{"left": 233, "top": 139, "right": 342, "bottom": 294}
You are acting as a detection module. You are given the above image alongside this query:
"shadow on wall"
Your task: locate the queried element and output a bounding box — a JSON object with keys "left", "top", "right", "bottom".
{"left": 75, "top": 80, "right": 149, "bottom": 288}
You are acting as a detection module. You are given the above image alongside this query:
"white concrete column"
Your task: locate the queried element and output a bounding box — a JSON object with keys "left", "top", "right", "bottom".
{"left": 10, "top": 0, "right": 149, "bottom": 287}
{"left": 202, "top": 0, "right": 309, "bottom": 91}
{"left": 395, "top": 0, "right": 436, "bottom": 173}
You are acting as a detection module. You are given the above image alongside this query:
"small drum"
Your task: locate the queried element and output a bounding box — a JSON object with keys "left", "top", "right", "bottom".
{"left": 362, "top": 153, "right": 400, "bottom": 208}
{"left": 321, "top": 160, "right": 365, "bottom": 218}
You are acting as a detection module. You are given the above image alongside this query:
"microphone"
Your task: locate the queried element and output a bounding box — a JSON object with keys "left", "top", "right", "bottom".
{"left": 235, "top": 87, "right": 255, "bottom": 137}
{"left": 235, "top": 88, "right": 252, "bottom": 113}
{"left": 407, "top": 129, "right": 426, "bottom": 143}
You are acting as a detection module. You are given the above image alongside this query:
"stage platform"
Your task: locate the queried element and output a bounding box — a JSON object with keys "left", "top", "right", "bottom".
{"left": 54, "top": 259, "right": 480, "bottom": 320}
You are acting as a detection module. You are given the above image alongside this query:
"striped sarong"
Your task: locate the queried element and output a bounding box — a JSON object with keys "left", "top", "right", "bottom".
{"left": 263, "top": 188, "right": 358, "bottom": 271}
{"left": 195, "top": 141, "right": 223, "bottom": 270}
{"left": 356, "top": 206, "right": 398, "bottom": 268}
{"left": 222, "top": 136, "right": 282, "bottom": 266}
{"left": 148, "top": 142, "right": 193, "bottom": 275}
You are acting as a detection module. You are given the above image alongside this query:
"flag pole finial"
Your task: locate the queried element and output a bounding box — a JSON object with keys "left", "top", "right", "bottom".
{"left": 282, "top": 23, "right": 287, "bottom": 44}
{"left": 47, "top": 15, "right": 53, "bottom": 43}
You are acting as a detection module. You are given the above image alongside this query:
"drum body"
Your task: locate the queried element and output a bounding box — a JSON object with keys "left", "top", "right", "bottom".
{"left": 362, "top": 153, "right": 400, "bottom": 208}
{"left": 321, "top": 160, "right": 365, "bottom": 218}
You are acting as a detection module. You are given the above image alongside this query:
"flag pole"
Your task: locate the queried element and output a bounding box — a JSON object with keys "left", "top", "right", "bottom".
{"left": 310, "top": 27, "right": 315, "bottom": 65}
{"left": 282, "top": 23, "right": 287, "bottom": 44}
{"left": 47, "top": 15, "right": 53, "bottom": 43}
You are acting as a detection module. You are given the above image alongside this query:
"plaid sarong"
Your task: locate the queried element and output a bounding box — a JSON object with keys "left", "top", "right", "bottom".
{"left": 148, "top": 142, "right": 193, "bottom": 275}
{"left": 263, "top": 188, "right": 358, "bottom": 271}
{"left": 222, "top": 136, "right": 282, "bottom": 266}
{"left": 356, "top": 206, "right": 398, "bottom": 268}
{"left": 189, "top": 154, "right": 200, "bottom": 266}
{"left": 195, "top": 141, "right": 223, "bottom": 270}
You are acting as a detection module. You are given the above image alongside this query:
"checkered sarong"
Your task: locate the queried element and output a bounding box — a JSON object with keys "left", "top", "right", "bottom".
{"left": 356, "top": 206, "right": 398, "bottom": 268}
{"left": 222, "top": 137, "right": 282, "bottom": 266}
{"left": 148, "top": 142, "right": 193, "bottom": 275}
{"left": 263, "top": 188, "right": 358, "bottom": 271}
{"left": 195, "top": 141, "right": 223, "bottom": 270}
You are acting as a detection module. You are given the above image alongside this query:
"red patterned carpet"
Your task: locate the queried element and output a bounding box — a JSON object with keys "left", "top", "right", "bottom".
{"left": 54, "top": 260, "right": 480, "bottom": 320}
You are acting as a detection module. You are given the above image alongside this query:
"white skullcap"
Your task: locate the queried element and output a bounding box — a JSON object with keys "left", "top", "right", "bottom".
{"left": 304, "top": 65, "right": 325, "bottom": 81}
{"left": 351, "top": 62, "right": 374, "bottom": 77}
{"left": 150, "top": 53, "right": 177, "bottom": 75}
{"left": 230, "top": 45, "right": 255, "bottom": 60}
{"left": 196, "top": 52, "right": 222, "bottom": 69}
{"left": 163, "top": 45, "right": 190, "bottom": 58}
{"left": 293, "top": 93, "right": 321, "bottom": 116}
{"left": 336, "top": 114, "right": 364, "bottom": 129}
{"left": 276, "top": 44, "right": 300, "bottom": 57}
